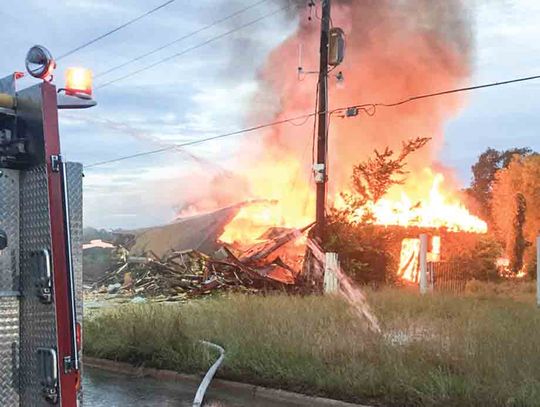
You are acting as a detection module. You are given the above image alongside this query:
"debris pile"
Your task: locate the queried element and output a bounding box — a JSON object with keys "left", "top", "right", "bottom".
{"left": 90, "top": 226, "right": 312, "bottom": 301}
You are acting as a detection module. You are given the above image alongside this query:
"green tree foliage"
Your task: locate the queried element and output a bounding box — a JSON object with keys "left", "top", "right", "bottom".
{"left": 492, "top": 154, "right": 540, "bottom": 275}
{"left": 324, "top": 222, "right": 396, "bottom": 284}
{"left": 467, "top": 147, "right": 533, "bottom": 221}
{"left": 450, "top": 236, "right": 503, "bottom": 281}
{"left": 83, "top": 247, "right": 114, "bottom": 283}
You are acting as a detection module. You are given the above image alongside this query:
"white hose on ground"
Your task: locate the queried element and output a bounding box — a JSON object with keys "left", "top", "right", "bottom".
{"left": 193, "top": 340, "right": 225, "bottom": 407}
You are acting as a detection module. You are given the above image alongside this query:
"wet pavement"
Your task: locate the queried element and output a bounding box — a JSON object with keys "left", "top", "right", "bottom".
{"left": 83, "top": 366, "right": 196, "bottom": 406}
{"left": 83, "top": 366, "right": 311, "bottom": 407}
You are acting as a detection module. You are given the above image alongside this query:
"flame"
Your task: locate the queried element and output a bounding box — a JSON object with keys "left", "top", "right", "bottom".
{"left": 398, "top": 238, "right": 421, "bottom": 282}
{"left": 398, "top": 235, "right": 442, "bottom": 283}
{"left": 220, "top": 167, "right": 486, "bottom": 251}
{"left": 213, "top": 2, "right": 482, "bottom": 249}
{"left": 354, "top": 170, "right": 487, "bottom": 233}
{"left": 219, "top": 156, "right": 314, "bottom": 246}
{"left": 497, "top": 258, "right": 528, "bottom": 279}
{"left": 201, "top": 1, "right": 487, "bottom": 274}
{"left": 219, "top": 201, "right": 283, "bottom": 244}
{"left": 429, "top": 236, "right": 441, "bottom": 262}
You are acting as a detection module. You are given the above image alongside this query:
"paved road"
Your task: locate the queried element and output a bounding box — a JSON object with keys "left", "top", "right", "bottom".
{"left": 83, "top": 366, "right": 309, "bottom": 407}
{"left": 83, "top": 367, "right": 195, "bottom": 406}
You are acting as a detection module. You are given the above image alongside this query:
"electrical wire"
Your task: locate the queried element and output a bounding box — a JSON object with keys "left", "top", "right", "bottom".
{"left": 56, "top": 0, "right": 177, "bottom": 61}
{"left": 95, "top": 4, "right": 291, "bottom": 90}
{"left": 84, "top": 72, "right": 540, "bottom": 169}
{"left": 84, "top": 111, "right": 316, "bottom": 168}
{"left": 95, "top": 0, "right": 268, "bottom": 79}
{"left": 290, "top": 115, "right": 312, "bottom": 126}
{"left": 314, "top": 1, "right": 333, "bottom": 27}
{"left": 333, "top": 74, "right": 540, "bottom": 116}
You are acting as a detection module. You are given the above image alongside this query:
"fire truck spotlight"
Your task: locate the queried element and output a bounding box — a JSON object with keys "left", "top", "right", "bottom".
{"left": 65, "top": 67, "right": 93, "bottom": 98}
{"left": 25, "top": 45, "right": 55, "bottom": 80}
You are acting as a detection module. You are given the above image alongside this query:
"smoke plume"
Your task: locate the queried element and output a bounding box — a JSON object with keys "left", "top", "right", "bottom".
{"left": 184, "top": 0, "right": 475, "bottom": 237}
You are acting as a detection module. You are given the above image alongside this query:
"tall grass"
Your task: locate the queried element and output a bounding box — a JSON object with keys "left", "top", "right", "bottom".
{"left": 85, "top": 287, "right": 540, "bottom": 406}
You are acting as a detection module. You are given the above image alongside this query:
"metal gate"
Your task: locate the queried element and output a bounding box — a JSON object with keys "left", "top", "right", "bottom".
{"left": 428, "top": 261, "right": 467, "bottom": 294}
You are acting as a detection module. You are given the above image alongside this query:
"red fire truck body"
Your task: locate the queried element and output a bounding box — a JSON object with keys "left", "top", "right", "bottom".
{"left": 0, "top": 65, "right": 88, "bottom": 406}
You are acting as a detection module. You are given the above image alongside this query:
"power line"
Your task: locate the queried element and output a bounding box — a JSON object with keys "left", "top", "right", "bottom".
{"left": 57, "top": 0, "right": 177, "bottom": 61}
{"left": 84, "top": 72, "right": 540, "bottom": 169}
{"left": 335, "top": 74, "right": 540, "bottom": 115}
{"left": 84, "top": 112, "right": 316, "bottom": 168}
{"left": 95, "top": 4, "right": 290, "bottom": 89}
{"left": 95, "top": 0, "right": 268, "bottom": 79}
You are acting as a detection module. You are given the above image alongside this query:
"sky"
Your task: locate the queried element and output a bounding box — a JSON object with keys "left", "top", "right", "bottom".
{"left": 1, "top": 0, "right": 539, "bottom": 229}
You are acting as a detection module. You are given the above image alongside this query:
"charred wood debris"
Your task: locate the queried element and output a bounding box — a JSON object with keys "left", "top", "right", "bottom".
{"left": 89, "top": 225, "right": 317, "bottom": 301}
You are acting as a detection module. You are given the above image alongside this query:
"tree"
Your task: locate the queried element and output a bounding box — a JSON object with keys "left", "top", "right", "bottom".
{"left": 467, "top": 147, "right": 533, "bottom": 221}
{"left": 326, "top": 137, "right": 431, "bottom": 283}
{"left": 509, "top": 193, "right": 527, "bottom": 273}
{"left": 337, "top": 137, "right": 431, "bottom": 221}
{"left": 492, "top": 154, "right": 540, "bottom": 275}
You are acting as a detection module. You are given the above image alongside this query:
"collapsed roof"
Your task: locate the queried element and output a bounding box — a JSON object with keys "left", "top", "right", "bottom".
{"left": 115, "top": 203, "right": 243, "bottom": 257}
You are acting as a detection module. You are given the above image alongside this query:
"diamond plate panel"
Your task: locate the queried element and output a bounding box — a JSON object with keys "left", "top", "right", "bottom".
{"left": 0, "top": 297, "right": 19, "bottom": 406}
{"left": 0, "top": 168, "right": 20, "bottom": 406}
{"left": 66, "top": 162, "right": 83, "bottom": 406}
{"left": 19, "top": 165, "right": 58, "bottom": 407}
{"left": 66, "top": 163, "right": 83, "bottom": 322}
{"left": 0, "top": 169, "right": 19, "bottom": 292}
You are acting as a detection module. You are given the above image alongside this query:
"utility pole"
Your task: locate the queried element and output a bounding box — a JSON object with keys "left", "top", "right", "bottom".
{"left": 315, "top": 0, "right": 331, "bottom": 239}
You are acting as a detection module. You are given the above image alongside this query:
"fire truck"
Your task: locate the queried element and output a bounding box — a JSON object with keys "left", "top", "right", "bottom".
{"left": 0, "top": 45, "right": 95, "bottom": 406}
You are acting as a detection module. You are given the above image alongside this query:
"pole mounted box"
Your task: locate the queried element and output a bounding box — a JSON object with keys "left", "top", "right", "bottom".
{"left": 328, "top": 27, "right": 345, "bottom": 67}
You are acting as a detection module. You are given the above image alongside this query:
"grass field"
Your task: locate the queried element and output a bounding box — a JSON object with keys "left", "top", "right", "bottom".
{"left": 84, "top": 282, "right": 540, "bottom": 407}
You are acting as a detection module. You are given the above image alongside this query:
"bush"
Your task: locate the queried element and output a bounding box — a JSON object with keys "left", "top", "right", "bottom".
{"left": 83, "top": 247, "right": 114, "bottom": 283}
{"left": 324, "top": 221, "right": 397, "bottom": 284}
{"left": 451, "top": 236, "right": 502, "bottom": 281}
{"left": 524, "top": 246, "right": 537, "bottom": 279}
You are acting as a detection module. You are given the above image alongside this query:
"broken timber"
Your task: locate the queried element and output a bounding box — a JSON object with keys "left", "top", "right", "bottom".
{"left": 91, "top": 224, "right": 314, "bottom": 300}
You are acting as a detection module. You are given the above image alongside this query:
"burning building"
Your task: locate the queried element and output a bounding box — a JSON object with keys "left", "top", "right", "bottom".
{"left": 202, "top": 1, "right": 484, "bottom": 280}
{"left": 126, "top": 1, "right": 487, "bottom": 289}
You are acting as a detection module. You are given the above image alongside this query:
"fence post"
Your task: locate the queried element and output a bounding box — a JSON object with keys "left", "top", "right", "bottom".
{"left": 537, "top": 236, "right": 540, "bottom": 308}
{"left": 324, "top": 252, "right": 339, "bottom": 294}
{"left": 419, "top": 234, "right": 428, "bottom": 295}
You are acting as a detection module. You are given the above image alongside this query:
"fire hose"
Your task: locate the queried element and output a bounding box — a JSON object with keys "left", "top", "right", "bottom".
{"left": 0, "top": 93, "right": 15, "bottom": 109}
{"left": 193, "top": 341, "right": 225, "bottom": 407}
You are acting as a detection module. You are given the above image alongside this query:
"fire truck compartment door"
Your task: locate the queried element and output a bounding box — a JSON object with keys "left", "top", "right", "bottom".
{"left": 0, "top": 168, "right": 21, "bottom": 406}
{"left": 0, "top": 162, "right": 83, "bottom": 407}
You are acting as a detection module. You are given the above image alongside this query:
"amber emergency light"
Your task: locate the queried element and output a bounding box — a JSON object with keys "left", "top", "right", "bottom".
{"left": 65, "top": 67, "right": 93, "bottom": 98}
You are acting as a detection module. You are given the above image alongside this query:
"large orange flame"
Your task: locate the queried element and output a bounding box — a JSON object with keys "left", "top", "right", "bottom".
{"left": 351, "top": 169, "right": 487, "bottom": 233}
{"left": 213, "top": 2, "right": 483, "bottom": 255}
{"left": 220, "top": 166, "right": 486, "bottom": 247}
